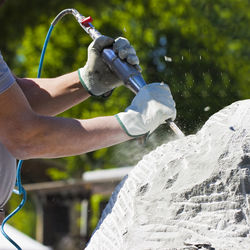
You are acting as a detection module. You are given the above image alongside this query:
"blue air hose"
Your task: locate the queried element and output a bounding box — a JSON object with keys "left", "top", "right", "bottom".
{"left": 38, "top": 25, "right": 54, "bottom": 78}
{"left": 0, "top": 160, "right": 27, "bottom": 250}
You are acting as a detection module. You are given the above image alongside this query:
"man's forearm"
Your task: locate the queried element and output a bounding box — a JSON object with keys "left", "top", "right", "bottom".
{"left": 16, "top": 71, "right": 90, "bottom": 116}
{"left": 5, "top": 115, "right": 131, "bottom": 160}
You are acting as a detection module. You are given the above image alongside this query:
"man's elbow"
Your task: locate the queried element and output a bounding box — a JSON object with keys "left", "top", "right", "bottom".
{"left": 5, "top": 137, "right": 34, "bottom": 160}
{"left": 8, "top": 145, "right": 31, "bottom": 160}
{"left": 2, "top": 119, "right": 40, "bottom": 160}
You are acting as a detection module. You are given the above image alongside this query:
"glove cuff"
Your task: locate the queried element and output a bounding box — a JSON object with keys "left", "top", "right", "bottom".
{"left": 114, "top": 112, "right": 149, "bottom": 138}
{"left": 77, "top": 67, "right": 113, "bottom": 98}
{"left": 78, "top": 68, "right": 95, "bottom": 95}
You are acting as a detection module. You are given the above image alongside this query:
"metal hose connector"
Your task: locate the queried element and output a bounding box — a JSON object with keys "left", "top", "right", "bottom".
{"left": 51, "top": 8, "right": 83, "bottom": 26}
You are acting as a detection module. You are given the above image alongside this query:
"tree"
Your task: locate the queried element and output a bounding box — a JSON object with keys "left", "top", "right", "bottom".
{"left": 1, "top": 0, "right": 249, "bottom": 178}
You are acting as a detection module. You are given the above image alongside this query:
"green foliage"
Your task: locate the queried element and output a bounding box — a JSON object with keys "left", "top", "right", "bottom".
{"left": 7, "top": 195, "right": 36, "bottom": 238}
{"left": 1, "top": 0, "right": 249, "bottom": 186}
{"left": 89, "top": 194, "right": 109, "bottom": 232}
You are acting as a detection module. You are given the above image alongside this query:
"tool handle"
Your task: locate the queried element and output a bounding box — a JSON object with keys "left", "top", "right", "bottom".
{"left": 86, "top": 25, "right": 148, "bottom": 92}
{"left": 101, "top": 48, "right": 147, "bottom": 92}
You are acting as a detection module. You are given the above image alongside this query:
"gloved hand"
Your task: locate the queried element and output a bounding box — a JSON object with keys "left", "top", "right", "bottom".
{"left": 78, "top": 36, "right": 140, "bottom": 97}
{"left": 115, "top": 83, "right": 176, "bottom": 137}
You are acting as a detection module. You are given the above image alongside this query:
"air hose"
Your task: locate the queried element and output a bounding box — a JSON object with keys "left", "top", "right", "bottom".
{"left": 0, "top": 160, "right": 26, "bottom": 249}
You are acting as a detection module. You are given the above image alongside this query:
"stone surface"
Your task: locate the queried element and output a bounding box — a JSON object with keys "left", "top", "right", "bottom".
{"left": 86, "top": 100, "right": 250, "bottom": 250}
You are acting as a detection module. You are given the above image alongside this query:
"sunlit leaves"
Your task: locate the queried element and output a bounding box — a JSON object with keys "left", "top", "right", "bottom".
{"left": 1, "top": 0, "right": 249, "bottom": 176}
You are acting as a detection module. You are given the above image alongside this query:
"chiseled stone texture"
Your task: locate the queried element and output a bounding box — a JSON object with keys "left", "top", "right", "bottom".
{"left": 86, "top": 100, "right": 250, "bottom": 250}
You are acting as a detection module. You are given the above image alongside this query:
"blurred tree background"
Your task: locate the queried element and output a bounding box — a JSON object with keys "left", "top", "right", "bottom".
{"left": 0, "top": 0, "right": 249, "bottom": 240}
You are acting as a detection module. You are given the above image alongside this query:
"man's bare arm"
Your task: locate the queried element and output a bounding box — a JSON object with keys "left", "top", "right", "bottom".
{"left": 16, "top": 71, "right": 90, "bottom": 116}
{"left": 0, "top": 82, "right": 131, "bottom": 160}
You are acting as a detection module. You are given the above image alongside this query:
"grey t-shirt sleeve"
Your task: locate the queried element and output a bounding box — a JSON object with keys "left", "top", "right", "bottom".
{"left": 0, "top": 141, "right": 16, "bottom": 208}
{"left": 0, "top": 53, "right": 17, "bottom": 207}
{"left": 0, "top": 51, "right": 15, "bottom": 94}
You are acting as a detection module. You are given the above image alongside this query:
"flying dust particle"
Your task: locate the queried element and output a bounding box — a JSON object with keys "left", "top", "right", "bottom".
{"left": 204, "top": 106, "right": 210, "bottom": 112}
{"left": 164, "top": 56, "right": 172, "bottom": 62}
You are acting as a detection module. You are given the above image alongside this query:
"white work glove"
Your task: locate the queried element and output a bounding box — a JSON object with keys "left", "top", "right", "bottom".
{"left": 78, "top": 36, "right": 140, "bottom": 97}
{"left": 115, "top": 83, "right": 176, "bottom": 137}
